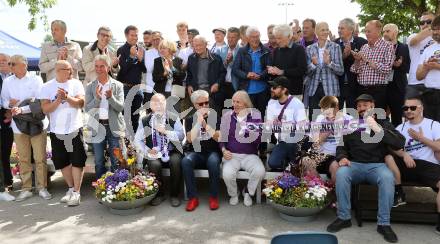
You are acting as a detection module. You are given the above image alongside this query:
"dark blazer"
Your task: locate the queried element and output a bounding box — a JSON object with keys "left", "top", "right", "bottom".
{"left": 391, "top": 41, "right": 410, "bottom": 92}
{"left": 334, "top": 36, "right": 368, "bottom": 87}
{"left": 272, "top": 43, "right": 307, "bottom": 95}
{"left": 0, "top": 75, "right": 11, "bottom": 128}
{"left": 186, "top": 50, "right": 226, "bottom": 90}
{"left": 116, "top": 42, "right": 146, "bottom": 85}
{"left": 152, "top": 56, "right": 186, "bottom": 94}
{"left": 232, "top": 43, "right": 272, "bottom": 91}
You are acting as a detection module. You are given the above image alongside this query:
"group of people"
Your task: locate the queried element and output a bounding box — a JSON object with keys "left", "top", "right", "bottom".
{"left": 0, "top": 12, "right": 439, "bottom": 243}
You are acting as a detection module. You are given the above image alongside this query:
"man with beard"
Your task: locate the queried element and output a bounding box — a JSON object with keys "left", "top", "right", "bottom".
{"left": 416, "top": 15, "right": 440, "bottom": 122}
{"left": 327, "top": 94, "right": 405, "bottom": 243}
{"left": 265, "top": 76, "right": 307, "bottom": 170}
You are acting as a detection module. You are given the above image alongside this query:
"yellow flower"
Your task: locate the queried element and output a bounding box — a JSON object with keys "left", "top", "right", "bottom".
{"left": 127, "top": 157, "right": 136, "bottom": 166}
{"left": 275, "top": 187, "right": 283, "bottom": 194}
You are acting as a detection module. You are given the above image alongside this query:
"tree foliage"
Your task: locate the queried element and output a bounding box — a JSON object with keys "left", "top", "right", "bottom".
{"left": 6, "top": 0, "right": 57, "bottom": 31}
{"left": 352, "top": 0, "right": 439, "bottom": 36}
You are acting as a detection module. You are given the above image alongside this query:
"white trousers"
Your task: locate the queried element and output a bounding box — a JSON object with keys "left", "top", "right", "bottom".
{"left": 222, "top": 153, "right": 265, "bottom": 197}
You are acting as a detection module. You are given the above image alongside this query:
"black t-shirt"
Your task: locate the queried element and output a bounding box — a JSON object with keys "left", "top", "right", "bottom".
{"left": 185, "top": 114, "right": 221, "bottom": 153}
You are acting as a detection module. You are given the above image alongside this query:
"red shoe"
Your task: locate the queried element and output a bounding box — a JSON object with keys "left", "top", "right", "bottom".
{"left": 186, "top": 198, "right": 199, "bottom": 211}
{"left": 209, "top": 196, "right": 219, "bottom": 210}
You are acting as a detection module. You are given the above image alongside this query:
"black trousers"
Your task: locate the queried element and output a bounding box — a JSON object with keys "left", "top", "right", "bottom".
{"left": 249, "top": 89, "right": 270, "bottom": 118}
{"left": 422, "top": 88, "right": 440, "bottom": 122}
{"left": 1, "top": 127, "right": 13, "bottom": 186}
{"left": 308, "top": 83, "right": 326, "bottom": 121}
{"left": 123, "top": 86, "right": 143, "bottom": 135}
{"left": 144, "top": 151, "right": 182, "bottom": 197}
{"left": 386, "top": 81, "right": 405, "bottom": 127}
{"left": 339, "top": 80, "right": 361, "bottom": 110}
{"left": 358, "top": 85, "right": 387, "bottom": 110}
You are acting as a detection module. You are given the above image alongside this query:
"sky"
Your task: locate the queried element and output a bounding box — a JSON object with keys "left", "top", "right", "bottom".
{"left": 0, "top": 0, "right": 361, "bottom": 47}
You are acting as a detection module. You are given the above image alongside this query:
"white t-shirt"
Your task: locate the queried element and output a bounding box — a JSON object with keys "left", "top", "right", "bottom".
{"left": 39, "top": 78, "right": 85, "bottom": 134}
{"left": 396, "top": 118, "right": 440, "bottom": 164}
{"left": 266, "top": 96, "right": 307, "bottom": 142}
{"left": 418, "top": 42, "right": 440, "bottom": 89}
{"left": 0, "top": 73, "right": 48, "bottom": 134}
{"left": 144, "top": 48, "right": 160, "bottom": 93}
{"left": 98, "top": 81, "right": 110, "bottom": 120}
{"left": 177, "top": 46, "right": 193, "bottom": 66}
{"left": 407, "top": 34, "right": 435, "bottom": 85}
{"left": 315, "top": 113, "right": 353, "bottom": 156}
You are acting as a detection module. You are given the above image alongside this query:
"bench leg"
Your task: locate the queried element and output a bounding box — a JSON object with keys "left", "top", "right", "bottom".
{"left": 183, "top": 181, "right": 188, "bottom": 200}
{"left": 353, "top": 185, "right": 363, "bottom": 227}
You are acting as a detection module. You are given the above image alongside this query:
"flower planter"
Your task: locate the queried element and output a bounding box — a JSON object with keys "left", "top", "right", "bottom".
{"left": 100, "top": 192, "right": 157, "bottom": 216}
{"left": 268, "top": 200, "right": 325, "bottom": 222}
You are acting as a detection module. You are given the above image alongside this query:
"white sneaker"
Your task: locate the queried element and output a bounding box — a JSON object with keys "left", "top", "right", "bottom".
{"left": 0, "top": 192, "right": 15, "bottom": 201}
{"left": 60, "top": 188, "right": 73, "bottom": 203}
{"left": 67, "top": 192, "right": 81, "bottom": 206}
{"left": 229, "top": 196, "right": 239, "bottom": 205}
{"left": 15, "top": 190, "right": 33, "bottom": 202}
{"left": 39, "top": 188, "right": 52, "bottom": 200}
{"left": 243, "top": 190, "right": 253, "bottom": 207}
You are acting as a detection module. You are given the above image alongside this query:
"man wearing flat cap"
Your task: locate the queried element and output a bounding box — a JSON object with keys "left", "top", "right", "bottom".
{"left": 211, "top": 28, "right": 228, "bottom": 63}
{"left": 265, "top": 76, "right": 307, "bottom": 170}
{"left": 327, "top": 93, "right": 405, "bottom": 243}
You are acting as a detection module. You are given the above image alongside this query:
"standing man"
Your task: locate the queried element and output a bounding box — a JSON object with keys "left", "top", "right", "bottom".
{"left": 176, "top": 22, "right": 189, "bottom": 51}
{"left": 407, "top": 12, "right": 436, "bottom": 96}
{"left": 0, "top": 53, "right": 13, "bottom": 190}
{"left": 383, "top": 23, "right": 410, "bottom": 127}
{"left": 40, "top": 60, "right": 87, "bottom": 206}
{"left": 224, "top": 27, "right": 241, "bottom": 101}
{"left": 211, "top": 28, "right": 228, "bottom": 62}
{"left": 335, "top": 18, "right": 368, "bottom": 109}
{"left": 300, "top": 18, "right": 318, "bottom": 48}
{"left": 143, "top": 30, "right": 153, "bottom": 50}
{"left": 264, "top": 24, "right": 278, "bottom": 56}
{"left": 178, "top": 29, "right": 199, "bottom": 66}
{"left": 116, "top": 25, "right": 145, "bottom": 135}
{"left": 350, "top": 20, "right": 394, "bottom": 110}
{"left": 186, "top": 36, "right": 226, "bottom": 114}
{"left": 82, "top": 26, "right": 119, "bottom": 84}
{"left": 85, "top": 55, "right": 125, "bottom": 179}
{"left": 39, "top": 20, "right": 82, "bottom": 81}
{"left": 143, "top": 31, "right": 162, "bottom": 105}
{"left": 416, "top": 15, "right": 440, "bottom": 122}
{"left": 232, "top": 26, "right": 272, "bottom": 116}
{"left": 1, "top": 55, "right": 51, "bottom": 202}
{"left": 327, "top": 94, "right": 405, "bottom": 243}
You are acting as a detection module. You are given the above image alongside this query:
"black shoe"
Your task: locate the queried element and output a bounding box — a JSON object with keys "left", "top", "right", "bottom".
{"left": 377, "top": 225, "right": 398, "bottom": 243}
{"left": 326, "top": 218, "right": 352, "bottom": 233}
{"left": 150, "top": 195, "right": 165, "bottom": 206}
{"left": 392, "top": 190, "right": 406, "bottom": 208}
{"left": 435, "top": 225, "right": 440, "bottom": 235}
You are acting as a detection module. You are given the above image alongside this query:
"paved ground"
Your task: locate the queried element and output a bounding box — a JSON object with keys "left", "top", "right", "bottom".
{"left": 0, "top": 172, "right": 439, "bottom": 244}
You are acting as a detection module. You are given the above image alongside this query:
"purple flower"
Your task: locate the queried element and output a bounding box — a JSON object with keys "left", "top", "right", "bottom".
{"left": 278, "top": 174, "right": 300, "bottom": 190}
{"left": 104, "top": 169, "right": 129, "bottom": 190}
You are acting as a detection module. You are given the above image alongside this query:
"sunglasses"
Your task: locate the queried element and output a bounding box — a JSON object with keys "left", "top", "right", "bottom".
{"left": 196, "top": 101, "right": 209, "bottom": 106}
{"left": 7, "top": 62, "right": 17, "bottom": 67}
{"left": 402, "top": 105, "right": 420, "bottom": 111}
{"left": 420, "top": 20, "right": 432, "bottom": 25}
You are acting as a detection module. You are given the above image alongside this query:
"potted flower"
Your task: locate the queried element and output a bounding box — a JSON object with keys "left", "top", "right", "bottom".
{"left": 93, "top": 145, "right": 159, "bottom": 215}
{"left": 263, "top": 143, "right": 333, "bottom": 222}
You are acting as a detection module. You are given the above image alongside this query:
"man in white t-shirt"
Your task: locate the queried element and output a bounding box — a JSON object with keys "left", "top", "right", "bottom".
{"left": 40, "top": 60, "right": 86, "bottom": 207}
{"left": 391, "top": 96, "right": 440, "bottom": 234}
{"left": 313, "top": 96, "right": 353, "bottom": 183}
{"left": 1, "top": 55, "right": 51, "bottom": 202}
{"left": 266, "top": 76, "right": 307, "bottom": 170}
{"left": 407, "top": 12, "right": 436, "bottom": 95}
{"left": 416, "top": 15, "right": 440, "bottom": 122}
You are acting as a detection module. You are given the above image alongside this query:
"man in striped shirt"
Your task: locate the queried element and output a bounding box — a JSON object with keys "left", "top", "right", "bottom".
{"left": 350, "top": 20, "right": 395, "bottom": 110}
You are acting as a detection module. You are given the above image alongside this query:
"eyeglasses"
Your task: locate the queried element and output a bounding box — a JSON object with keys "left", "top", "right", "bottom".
{"left": 402, "top": 105, "right": 420, "bottom": 111}
{"left": 196, "top": 101, "right": 209, "bottom": 106}
{"left": 420, "top": 20, "right": 432, "bottom": 25}
{"left": 7, "top": 62, "right": 16, "bottom": 67}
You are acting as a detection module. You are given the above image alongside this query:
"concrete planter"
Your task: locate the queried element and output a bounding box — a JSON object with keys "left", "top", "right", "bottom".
{"left": 268, "top": 200, "right": 324, "bottom": 222}
{"left": 100, "top": 192, "right": 157, "bottom": 215}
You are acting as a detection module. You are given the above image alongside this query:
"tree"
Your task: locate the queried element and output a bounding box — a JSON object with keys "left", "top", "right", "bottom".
{"left": 352, "top": 0, "right": 439, "bottom": 36}
{"left": 5, "top": 0, "right": 57, "bottom": 31}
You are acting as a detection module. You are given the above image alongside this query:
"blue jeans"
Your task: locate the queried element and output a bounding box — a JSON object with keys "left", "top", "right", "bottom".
{"left": 181, "top": 151, "right": 221, "bottom": 198}
{"left": 335, "top": 162, "right": 395, "bottom": 225}
{"left": 268, "top": 142, "right": 299, "bottom": 170}
{"left": 93, "top": 124, "right": 121, "bottom": 179}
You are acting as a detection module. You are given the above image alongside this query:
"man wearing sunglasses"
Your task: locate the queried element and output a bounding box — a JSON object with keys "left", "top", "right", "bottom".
{"left": 391, "top": 96, "right": 440, "bottom": 235}
{"left": 407, "top": 12, "right": 436, "bottom": 96}
{"left": 416, "top": 15, "right": 440, "bottom": 122}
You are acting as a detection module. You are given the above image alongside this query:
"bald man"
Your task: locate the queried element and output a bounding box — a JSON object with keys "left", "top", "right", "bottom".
{"left": 383, "top": 24, "right": 410, "bottom": 127}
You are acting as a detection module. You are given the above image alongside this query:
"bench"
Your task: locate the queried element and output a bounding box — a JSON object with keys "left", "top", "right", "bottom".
{"left": 353, "top": 182, "right": 438, "bottom": 226}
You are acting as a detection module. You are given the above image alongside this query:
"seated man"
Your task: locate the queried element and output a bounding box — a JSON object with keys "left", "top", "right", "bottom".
{"left": 266, "top": 76, "right": 307, "bottom": 170}
{"left": 390, "top": 96, "right": 440, "bottom": 234}
{"left": 220, "top": 91, "right": 265, "bottom": 207}
{"left": 327, "top": 94, "right": 405, "bottom": 243}
{"left": 182, "top": 90, "right": 222, "bottom": 211}
{"left": 312, "top": 96, "right": 352, "bottom": 183}
{"left": 134, "top": 93, "right": 184, "bottom": 207}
